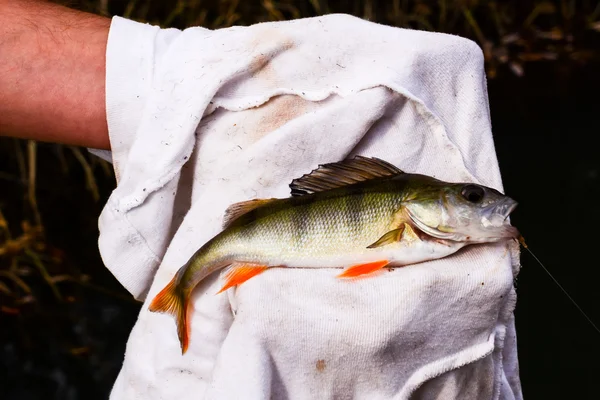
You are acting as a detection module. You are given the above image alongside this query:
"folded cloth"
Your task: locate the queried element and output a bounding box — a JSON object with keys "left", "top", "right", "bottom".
{"left": 93, "top": 13, "right": 523, "bottom": 400}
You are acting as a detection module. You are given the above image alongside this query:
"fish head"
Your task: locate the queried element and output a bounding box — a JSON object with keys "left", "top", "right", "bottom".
{"left": 403, "top": 180, "right": 519, "bottom": 243}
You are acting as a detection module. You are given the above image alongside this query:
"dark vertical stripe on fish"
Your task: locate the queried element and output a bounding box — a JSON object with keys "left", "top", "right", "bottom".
{"left": 292, "top": 196, "right": 314, "bottom": 246}
{"left": 345, "top": 188, "right": 365, "bottom": 239}
{"left": 241, "top": 209, "right": 260, "bottom": 240}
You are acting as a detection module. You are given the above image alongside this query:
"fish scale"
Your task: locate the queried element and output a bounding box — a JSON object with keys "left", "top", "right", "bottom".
{"left": 148, "top": 156, "right": 519, "bottom": 353}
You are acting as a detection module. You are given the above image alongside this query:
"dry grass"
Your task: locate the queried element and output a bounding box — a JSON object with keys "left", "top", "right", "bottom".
{"left": 64, "top": 0, "right": 600, "bottom": 78}
{"left": 0, "top": 139, "right": 112, "bottom": 312}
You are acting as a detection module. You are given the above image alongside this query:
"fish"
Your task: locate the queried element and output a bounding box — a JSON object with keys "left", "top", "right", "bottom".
{"left": 149, "top": 156, "right": 520, "bottom": 353}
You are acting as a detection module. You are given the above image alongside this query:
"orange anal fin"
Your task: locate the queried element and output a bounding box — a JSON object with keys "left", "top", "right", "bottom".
{"left": 337, "top": 260, "right": 390, "bottom": 278}
{"left": 217, "top": 264, "right": 269, "bottom": 294}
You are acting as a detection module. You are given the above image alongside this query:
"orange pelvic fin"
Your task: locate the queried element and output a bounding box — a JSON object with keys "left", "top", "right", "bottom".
{"left": 337, "top": 260, "right": 390, "bottom": 278}
{"left": 217, "top": 264, "right": 269, "bottom": 294}
{"left": 149, "top": 272, "right": 191, "bottom": 354}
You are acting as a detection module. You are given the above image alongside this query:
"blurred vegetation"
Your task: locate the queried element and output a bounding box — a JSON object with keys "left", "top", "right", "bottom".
{"left": 67, "top": 0, "right": 600, "bottom": 78}
{"left": 1, "top": 0, "right": 599, "bottom": 399}
{"left": 0, "top": 142, "right": 114, "bottom": 309}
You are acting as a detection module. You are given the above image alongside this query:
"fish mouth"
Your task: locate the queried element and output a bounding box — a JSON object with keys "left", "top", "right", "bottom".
{"left": 490, "top": 198, "right": 519, "bottom": 238}
{"left": 494, "top": 199, "right": 518, "bottom": 221}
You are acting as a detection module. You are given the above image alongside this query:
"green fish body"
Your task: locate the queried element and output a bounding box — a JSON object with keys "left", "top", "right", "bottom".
{"left": 149, "top": 156, "right": 519, "bottom": 353}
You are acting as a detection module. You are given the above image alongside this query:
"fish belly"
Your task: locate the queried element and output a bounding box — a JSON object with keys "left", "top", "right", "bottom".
{"left": 269, "top": 237, "right": 467, "bottom": 269}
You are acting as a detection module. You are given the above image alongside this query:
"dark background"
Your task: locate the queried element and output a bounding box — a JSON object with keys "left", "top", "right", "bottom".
{"left": 1, "top": 1, "right": 599, "bottom": 399}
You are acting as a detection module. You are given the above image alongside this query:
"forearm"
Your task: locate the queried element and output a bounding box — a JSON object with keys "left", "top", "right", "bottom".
{"left": 0, "top": 0, "right": 110, "bottom": 149}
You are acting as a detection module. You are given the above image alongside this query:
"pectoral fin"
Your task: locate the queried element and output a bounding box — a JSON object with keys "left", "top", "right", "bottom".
{"left": 366, "top": 226, "right": 405, "bottom": 248}
{"left": 217, "top": 263, "right": 269, "bottom": 294}
{"left": 337, "top": 260, "right": 390, "bottom": 278}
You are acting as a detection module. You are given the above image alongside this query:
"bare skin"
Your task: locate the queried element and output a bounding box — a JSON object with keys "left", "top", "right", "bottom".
{"left": 0, "top": 0, "right": 111, "bottom": 149}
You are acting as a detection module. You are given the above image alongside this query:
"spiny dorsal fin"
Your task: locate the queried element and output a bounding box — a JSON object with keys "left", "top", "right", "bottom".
{"left": 290, "top": 156, "right": 404, "bottom": 196}
{"left": 223, "top": 198, "right": 277, "bottom": 228}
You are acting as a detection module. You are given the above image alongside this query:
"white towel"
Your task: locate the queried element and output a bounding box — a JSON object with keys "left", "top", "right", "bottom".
{"left": 93, "top": 14, "right": 523, "bottom": 400}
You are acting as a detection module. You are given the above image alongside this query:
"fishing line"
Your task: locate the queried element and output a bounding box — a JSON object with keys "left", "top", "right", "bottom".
{"left": 517, "top": 235, "right": 600, "bottom": 335}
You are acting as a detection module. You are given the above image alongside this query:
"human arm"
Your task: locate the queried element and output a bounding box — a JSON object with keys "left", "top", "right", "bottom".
{"left": 0, "top": 0, "right": 110, "bottom": 150}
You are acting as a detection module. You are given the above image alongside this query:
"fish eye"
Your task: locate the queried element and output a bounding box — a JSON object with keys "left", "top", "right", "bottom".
{"left": 461, "top": 184, "right": 485, "bottom": 203}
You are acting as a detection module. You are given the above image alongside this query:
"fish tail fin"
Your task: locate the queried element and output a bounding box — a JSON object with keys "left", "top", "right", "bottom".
{"left": 149, "top": 273, "right": 191, "bottom": 354}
